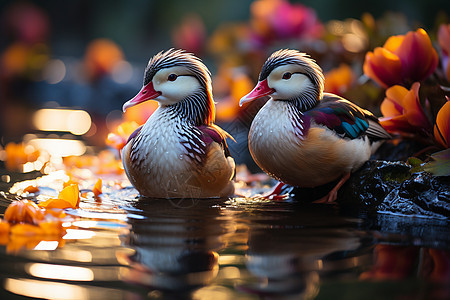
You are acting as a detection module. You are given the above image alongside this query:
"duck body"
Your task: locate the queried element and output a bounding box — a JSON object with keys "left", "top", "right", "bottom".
{"left": 240, "top": 49, "right": 390, "bottom": 201}
{"left": 248, "top": 95, "right": 379, "bottom": 188}
{"left": 122, "top": 49, "right": 234, "bottom": 198}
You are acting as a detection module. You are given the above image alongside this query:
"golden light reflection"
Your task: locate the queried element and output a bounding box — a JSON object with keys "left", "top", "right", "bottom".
{"left": 26, "top": 263, "right": 94, "bottom": 281}
{"left": 5, "top": 278, "right": 88, "bottom": 300}
{"left": 29, "top": 138, "right": 86, "bottom": 157}
{"left": 33, "top": 108, "right": 92, "bottom": 135}
{"left": 63, "top": 229, "right": 96, "bottom": 240}
{"left": 34, "top": 240, "right": 59, "bottom": 250}
{"left": 71, "top": 220, "right": 98, "bottom": 228}
{"left": 192, "top": 286, "right": 233, "bottom": 300}
{"left": 342, "top": 33, "right": 366, "bottom": 53}
{"left": 60, "top": 249, "right": 93, "bottom": 262}
{"left": 219, "top": 266, "right": 241, "bottom": 279}
{"left": 218, "top": 254, "right": 245, "bottom": 265}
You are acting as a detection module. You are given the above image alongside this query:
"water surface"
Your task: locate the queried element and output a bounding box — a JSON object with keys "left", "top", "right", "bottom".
{"left": 0, "top": 175, "right": 449, "bottom": 299}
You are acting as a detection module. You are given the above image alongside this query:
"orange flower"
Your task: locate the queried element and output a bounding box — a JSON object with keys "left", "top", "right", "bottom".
{"left": 10, "top": 223, "right": 45, "bottom": 236}
{"left": 106, "top": 121, "right": 140, "bottom": 151}
{"left": 434, "top": 101, "right": 450, "bottom": 148}
{"left": 23, "top": 185, "right": 39, "bottom": 193}
{"left": 38, "top": 198, "right": 74, "bottom": 209}
{"left": 38, "top": 184, "right": 80, "bottom": 209}
{"left": 364, "top": 28, "right": 438, "bottom": 88}
{"left": 93, "top": 178, "right": 102, "bottom": 197}
{"left": 6, "top": 235, "right": 41, "bottom": 253}
{"left": 1, "top": 198, "right": 66, "bottom": 253}
{"left": 324, "top": 64, "right": 355, "bottom": 96}
{"left": 58, "top": 184, "right": 80, "bottom": 208}
{"left": 0, "top": 220, "right": 10, "bottom": 233}
{"left": 438, "top": 23, "right": 450, "bottom": 82}
{"left": 38, "top": 220, "right": 65, "bottom": 236}
{"left": 360, "top": 245, "right": 419, "bottom": 280}
{"left": 4, "top": 200, "right": 44, "bottom": 225}
{"left": 215, "top": 66, "right": 255, "bottom": 122}
{"left": 0, "top": 221, "right": 9, "bottom": 245}
{"left": 380, "top": 82, "right": 432, "bottom": 136}
{"left": 3, "top": 142, "right": 40, "bottom": 170}
{"left": 84, "top": 38, "right": 124, "bottom": 80}
{"left": 7, "top": 223, "right": 65, "bottom": 253}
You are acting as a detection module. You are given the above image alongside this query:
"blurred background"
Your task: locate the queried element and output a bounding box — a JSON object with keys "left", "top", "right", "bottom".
{"left": 0, "top": 0, "right": 449, "bottom": 171}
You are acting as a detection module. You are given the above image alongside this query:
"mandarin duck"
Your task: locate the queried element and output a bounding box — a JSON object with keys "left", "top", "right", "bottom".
{"left": 240, "top": 49, "right": 390, "bottom": 202}
{"left": 122, "top": 49, "right": 235, "bottom": 198}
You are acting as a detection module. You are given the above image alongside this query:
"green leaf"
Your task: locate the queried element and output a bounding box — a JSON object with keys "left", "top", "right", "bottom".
{"left": 407, "top": 157, "right": 424, "bottom": 174}
{"left": 423, "top": 149, "right": 450, "bottom": 176}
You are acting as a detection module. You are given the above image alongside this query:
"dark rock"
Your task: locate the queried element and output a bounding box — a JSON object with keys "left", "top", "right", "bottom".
{"left": 338, "top": 160, "right": 411, "bottom": 211}
{"left": 379, "top": 172, "right": 450, "bottom": 218}
{"left": 338, "top": 160, "right": 450, "bottom": 219}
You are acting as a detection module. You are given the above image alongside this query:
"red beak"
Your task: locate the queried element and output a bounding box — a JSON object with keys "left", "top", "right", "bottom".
{"left": 122, "top": 82, "right": 162, "bottom": 112}
{"left": 239, "top": 79, "right": 275, "bottom": 106}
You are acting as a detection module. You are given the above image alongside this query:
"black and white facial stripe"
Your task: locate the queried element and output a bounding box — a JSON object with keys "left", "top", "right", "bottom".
{"left": 260, "top": 49, "right": 325, "bottom": 111}
{"left": 144, "top": 49, "right": 215, "bottom": 126}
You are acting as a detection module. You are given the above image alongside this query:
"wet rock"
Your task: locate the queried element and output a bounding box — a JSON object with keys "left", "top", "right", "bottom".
{"left": 338, "top": 160, "right": 450, "bottom": 219}
{"left": 379, "top": 172, "right": 450, "bottom": 218}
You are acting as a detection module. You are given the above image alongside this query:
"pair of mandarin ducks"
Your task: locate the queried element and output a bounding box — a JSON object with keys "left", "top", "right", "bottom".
{"left": 122, "top": 49, "right": 390, "bottom": 201}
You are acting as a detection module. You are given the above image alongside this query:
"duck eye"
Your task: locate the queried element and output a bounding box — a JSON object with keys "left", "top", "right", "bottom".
{"left": 168, "top": 74, "right": 178, "bottom": 81}
{"left": 282, "top": 72, "right": 292, "bottom": 80}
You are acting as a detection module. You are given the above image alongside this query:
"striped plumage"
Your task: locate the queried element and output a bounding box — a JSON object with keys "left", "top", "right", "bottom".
{"left": 122, "top": 49, "right": 235, "bottom": 198}
{"left": 240, "top": 49, "right": 390, "bottom": 202}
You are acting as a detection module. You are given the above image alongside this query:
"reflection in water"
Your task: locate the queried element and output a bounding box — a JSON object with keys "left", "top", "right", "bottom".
{"left": 5, "top": 278, "right": 88, "bottom": 300}
{"left": 0, "top": 185, "right": 449, "bottom": 299}
{"left": 237, "top": 204, "right": 369, "bottom": 298}
{"left": 119, "top": 198, "right": 236, "bottom": 294}
{"left": 26, "top": 263, "right": 94, "bottom": 281}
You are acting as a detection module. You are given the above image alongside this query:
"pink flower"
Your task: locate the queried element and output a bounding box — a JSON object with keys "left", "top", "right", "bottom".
{"left": 172, "top": 14, "right": 206, "bottom": 55}
{"left": 438, "top": 23, "right": 450, "bottom": 82}
{"left": 250, "top": 0, "right": 322, "bottom": 46}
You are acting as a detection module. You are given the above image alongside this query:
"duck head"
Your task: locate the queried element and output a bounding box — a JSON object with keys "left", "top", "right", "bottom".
{"left": 123, "top": 49, "right": 215, "bottom": 125}
{"left": 240, "top": 49, "right": 325, "bottom": 111}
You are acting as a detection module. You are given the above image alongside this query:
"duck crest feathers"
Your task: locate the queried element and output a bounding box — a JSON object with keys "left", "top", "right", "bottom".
{"left": 259, "top": 49, "right": 325, "bottom": 104}
{"left": 144, "top": 49, "right": 215, "bottom": 125}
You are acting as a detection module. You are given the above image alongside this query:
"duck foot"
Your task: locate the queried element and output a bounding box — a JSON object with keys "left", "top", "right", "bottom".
{"left": 262, "top": 182, "right": 295, "bottom": 200}
{"left": 312, "top": 173, "right": 350, "bottom": 203}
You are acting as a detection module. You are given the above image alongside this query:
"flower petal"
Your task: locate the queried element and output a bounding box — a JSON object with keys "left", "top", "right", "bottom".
{"left": 434, "top": 101, "right": 450, "bottom": 148}
{"left": 363, "top": 48, "right": 402, "bottom": 87}
{"left": 38, "top": 198, "right": 74, "bottom": 209}
{"left": 4, "top": 200, "right": 44, "bottom": 225}
{"left": 0, "top": 220, "right": 10, "bottom": 234}
{"left": 10, "top": 223, "right": 43, "bottom": 236}
{"left": 58, "top": 184, "right": 80, "bottom": 208}
{"left": 396, "top": 29, "right": 438, "bottom": 82}
{"left": 93, "top": 178, "right": 103, "bottom": 197}
{"left": 384, "top": 35, "right": 404, "bottom": 53}
{"left": 381, "top": 85, "right": 409, "bottom": 117}
{"left": 379, "top": 115, "right": 417, "bottom": 133}
{"left": 402, "top": 82, "right": 432, "bottom": 130}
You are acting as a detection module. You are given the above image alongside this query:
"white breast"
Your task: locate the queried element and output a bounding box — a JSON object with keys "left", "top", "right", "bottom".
{"left": 249, "top": 100, "right": 371, "bottom": 187}
{"left": 133, "top": 109, "right": 188, "bottom": 170}
{"left": 124, "top": 108, "right": 194, "bottom": 196}
{"left": 123, "top": 107, "right": 234, "bottom": 198}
